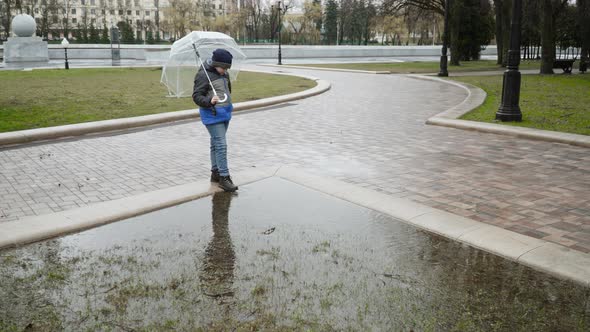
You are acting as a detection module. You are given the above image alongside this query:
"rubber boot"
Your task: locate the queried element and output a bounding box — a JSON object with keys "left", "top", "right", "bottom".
{"left": 211, "top": 169, "right": 220, "bottom": 183}
{"left": 218, "top": 176, "right": 238, "bottom": 192}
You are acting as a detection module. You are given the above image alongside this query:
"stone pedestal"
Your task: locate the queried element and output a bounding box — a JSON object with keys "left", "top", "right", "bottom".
{"left": 3, "top": 36, "right": 49, "bottom": 63}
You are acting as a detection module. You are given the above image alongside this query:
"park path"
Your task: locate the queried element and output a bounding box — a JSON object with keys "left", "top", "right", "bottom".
{"left": 1, "top": 65, "right": 589, "bottom": 252}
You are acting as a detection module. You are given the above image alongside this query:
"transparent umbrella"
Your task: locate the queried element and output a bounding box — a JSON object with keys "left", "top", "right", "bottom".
{"left": 160, "top": 31, "right": 247, "bottom": 98}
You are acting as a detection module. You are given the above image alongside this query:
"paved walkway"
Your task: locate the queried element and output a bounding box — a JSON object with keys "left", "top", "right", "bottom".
{"left": 1, "top": 65, "right": 589, "bottom": 253}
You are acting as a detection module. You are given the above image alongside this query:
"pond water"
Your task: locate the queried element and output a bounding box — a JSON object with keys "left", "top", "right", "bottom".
{"left": 1, "top": 177, "right": 589, "bottom": 331}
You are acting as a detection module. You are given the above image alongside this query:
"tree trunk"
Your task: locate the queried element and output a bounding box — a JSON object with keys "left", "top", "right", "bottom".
{"left": 540, "top": 0, "right": 555, "bottom": 74}
{"left": 580, "top": 0, "right": 590, "bottom": 71}
{"left": 3, "top": 0, "right": 11, "bottom": 37}
{"left": 450, "top": 0, "right": 461, "bottom": 65}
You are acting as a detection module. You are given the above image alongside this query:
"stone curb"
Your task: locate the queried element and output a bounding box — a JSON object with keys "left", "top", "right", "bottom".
{"left": 259, "top": 63, "right": 391, "bottom": 74}
{"left": 413, "top": 75, "right": 590, "bottom": 148}
{"left": 273, "top": 166, "right": 590, "bottom": 286}
{"left": 1, "top": 166, "right": 588, "bottom": 286}
{"left": 0, "top": 70, "right": 331, "bottom": 147}
{"left": 0, "top": 166, "right": 278, "bottom": 250}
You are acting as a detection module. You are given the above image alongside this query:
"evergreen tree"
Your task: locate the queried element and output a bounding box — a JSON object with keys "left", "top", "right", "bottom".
{"left": 117, "top": 21, "right": 135, "bottom": 44}
{"left": 325, "top": 0, "right": 338, "bottom": 44}
{"left": 147, "top": 30, "right": 155, "bottom": 44}
{"left": 81, "top": 22, "right": 89, "bottom": 43}
{"left": 74, "top": 23, "right": 83, "bottom": 42}
{"left": 450, "top": 0, "right": 494, "bottom": 64}
{"left": 101, "top": 24, "right": 110, "bottom": 44}
{"left": 89, "top": 23, "right": 100, "bottom": 43}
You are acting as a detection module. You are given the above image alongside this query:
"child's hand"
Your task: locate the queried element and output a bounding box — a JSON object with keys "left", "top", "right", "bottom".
{"left": 211, "top": 95, "right": 219, "bottom": 105}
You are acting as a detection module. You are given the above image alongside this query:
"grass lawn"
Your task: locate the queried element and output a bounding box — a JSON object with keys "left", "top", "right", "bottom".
{"left": 299, "top": 60, "right": 541, "bottom": 73}
{"left": 0, "top": 68, "right": 316, "bottom": 133}
{"left": 452, "top": 74, "right": 590, "bottom": 136}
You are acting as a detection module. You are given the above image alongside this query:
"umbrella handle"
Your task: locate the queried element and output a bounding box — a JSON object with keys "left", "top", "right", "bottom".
{"left": 217, "top": 93, "right": 228, "bottom": 103}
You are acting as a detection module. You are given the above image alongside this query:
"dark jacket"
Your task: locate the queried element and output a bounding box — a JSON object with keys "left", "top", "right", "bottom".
{"left": 192, "top": 62, "right": 233, "bottom": 125}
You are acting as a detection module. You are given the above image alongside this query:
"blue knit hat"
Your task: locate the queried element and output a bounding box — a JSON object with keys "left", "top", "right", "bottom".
{"left": 211, "top": 49, "right": 233, "bottom": 69}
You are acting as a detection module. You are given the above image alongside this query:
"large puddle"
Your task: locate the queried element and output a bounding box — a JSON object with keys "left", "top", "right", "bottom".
{"left": 1, "top": 177, "right": 589, "bottom": 331}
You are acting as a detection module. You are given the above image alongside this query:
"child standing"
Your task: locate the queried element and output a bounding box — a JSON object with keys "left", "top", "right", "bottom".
{"left": 192, "top": 48, "right": 238, "bottom": 192}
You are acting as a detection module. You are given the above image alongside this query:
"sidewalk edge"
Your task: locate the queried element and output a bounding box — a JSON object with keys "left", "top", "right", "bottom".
{"left": 275, "top": 166, "right": 590, "bottom": 286}
{"left": 0, "top": 71, "right": 330, "bottom": 147}
{"left": 411, "top": 75, "right": 590, "bottom": 148}
{"left": 1, "top": 166, "right": 588, "bottom": 286}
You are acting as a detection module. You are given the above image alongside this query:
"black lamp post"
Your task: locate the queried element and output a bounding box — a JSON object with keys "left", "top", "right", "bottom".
{"left": 271, "top": 5, "right": 275, "bottom": 43}
{"left": 438, "top": 0, "right": 451, "bottom": 77}
{"left": 61, "top": 38, "right": 70, "bottom": 70}
{"left": 496, "top": 0, "right": 522, "bottom": 121}
{"left": 277, "top": 0, "right": 283, "bottom": 65}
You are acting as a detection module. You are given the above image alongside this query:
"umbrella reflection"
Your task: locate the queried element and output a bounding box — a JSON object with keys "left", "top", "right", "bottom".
{"left": 199, "top": 192, "right": 236, "bottom": 300}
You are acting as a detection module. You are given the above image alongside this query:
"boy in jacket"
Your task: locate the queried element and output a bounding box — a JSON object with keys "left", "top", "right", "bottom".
{"left": 192, "top": 48, "right": 238, "bottom": 192}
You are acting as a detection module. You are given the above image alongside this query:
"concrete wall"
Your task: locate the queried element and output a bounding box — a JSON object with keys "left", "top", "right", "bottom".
{"left": 1, "top": 44, "right": 498, "bottom": 62}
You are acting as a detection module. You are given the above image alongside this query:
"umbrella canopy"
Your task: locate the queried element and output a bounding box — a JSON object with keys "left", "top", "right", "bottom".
{"left": 161, "top": 31, "right": 247, "bottom": 98}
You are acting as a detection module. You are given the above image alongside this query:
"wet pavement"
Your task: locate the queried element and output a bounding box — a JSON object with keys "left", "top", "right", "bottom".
{"left": 1, "top": 178, "right": 589, "bottom": 330}
{"left": 1, "top": 65, "right": 589, "bottom": 254}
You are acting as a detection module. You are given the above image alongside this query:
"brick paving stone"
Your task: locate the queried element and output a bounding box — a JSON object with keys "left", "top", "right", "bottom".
{"left": 0, "top": 66, "right": 589, "bottom": 252}
{"left": 570, "top": 245, "right": 590, "bottom": 254}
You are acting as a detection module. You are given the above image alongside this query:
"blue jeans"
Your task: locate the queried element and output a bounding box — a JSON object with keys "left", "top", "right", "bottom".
{"left": 205, "top": 121, "right": 230, "bottom": 176}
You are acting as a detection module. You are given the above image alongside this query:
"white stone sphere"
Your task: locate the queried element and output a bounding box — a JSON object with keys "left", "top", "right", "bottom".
{"left": 11, "top": 14, "right": 36, "bottom": 37}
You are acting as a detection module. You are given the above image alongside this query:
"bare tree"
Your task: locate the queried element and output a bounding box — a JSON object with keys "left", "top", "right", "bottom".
{"left": 540, "top": 0, "right": 568, "bottom": 73}
{"left": 382, "top": 0, "right": 445, "bottom": 16}
{"left": 579, "top": 0, "right": 590, "bottom": 71}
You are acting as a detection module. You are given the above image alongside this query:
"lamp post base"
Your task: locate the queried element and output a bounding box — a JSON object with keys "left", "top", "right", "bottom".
{"left": 438, "top": 55, "right": 448, "bottom": 77}
{"left": 496, "top": 69, "right": 522, "bottom": 122}
{"left": 496, "top": 108, "right": 522, "bottom": 122}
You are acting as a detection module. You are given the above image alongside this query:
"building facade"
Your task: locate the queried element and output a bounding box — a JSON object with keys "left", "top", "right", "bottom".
{"left": 1, "top": 0, "right": 233, "bottom": 41}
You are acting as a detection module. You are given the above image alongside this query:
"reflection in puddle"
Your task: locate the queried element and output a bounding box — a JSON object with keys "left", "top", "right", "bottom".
{"left": 0, "top": 177, "right": 589, "bottom": 330}
{"left": 200, "top": 192, "right": 236, "bottom": 300}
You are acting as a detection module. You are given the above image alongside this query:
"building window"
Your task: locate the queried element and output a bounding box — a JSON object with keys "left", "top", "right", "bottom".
{"left": 81, "top": 0, "right": 85, "bottom": 4}
{"left": 91, "top": 9, "right": 95, "bottom": 14}
{"left": 127, "top": 10, "right": 132, "bottom": 15}
{"left": 134, "top": 0, "right": 139, "bottom": 6}
{"left": 136, "top": 19, "right": 141, "bottom": 25}
{"left": 110, "top": 10, "right": 114, "bottom": 14}
{"left": 91, "top": 18, "right": 96, "bottom": 24}
{"left": 72, "top": 18, "right": 77, "bottom": 23}
{"left": 52, "top": 16, "right": 58, "bottom": 24}
{"left": 35, "top": 18, "right": 40, "bottom": 24}
{"left": 136, "top": 10, "right": 140, "bottom": 15}
{"left": 146, "top": 19, "right": 151, "bottom": 25}
{"left": 91, "top": 0, "right": 95, "bottom": 4}
{"left": 102, "top": 9, "right": 106, "bottom": 14}
{"left": 219, "top": 4, "right": 222, "bottom": 9}
{"left": 71, "top": 9, "right": 76, "bottom": 14}
{"left": 145, "top": 11, "right": 150, "bottom": 16}
{"left": 119, "top": 10, "right": 123, "bottom": 15}
{"left": 34, "top": 8, "right": 39, "bottom": 13}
